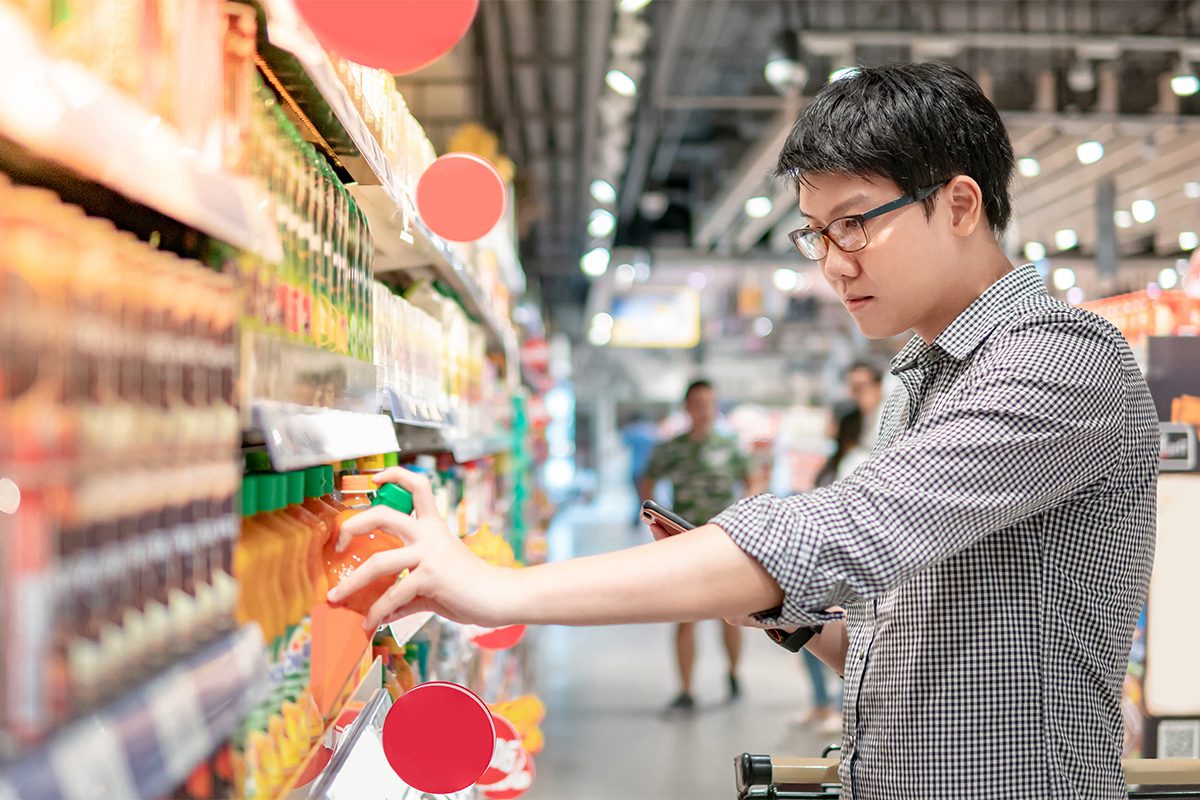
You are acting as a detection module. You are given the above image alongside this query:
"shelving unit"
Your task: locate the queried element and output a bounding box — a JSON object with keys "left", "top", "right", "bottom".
{"left": 0, "top": 628, "right": 268, "bottom": 800}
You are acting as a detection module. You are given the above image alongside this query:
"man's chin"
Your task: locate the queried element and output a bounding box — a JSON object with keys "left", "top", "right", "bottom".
{"left": 853, "top": 319, "right": 908, "bottom": 340}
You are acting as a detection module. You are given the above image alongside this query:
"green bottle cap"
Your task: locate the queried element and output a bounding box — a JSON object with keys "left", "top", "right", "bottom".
{"left": 241, "top": 475, "right": 257, "bottom": 517}
{"left": 304, "top": 467, "right": 324, "bottom": 498}
{"left": 262, "top": 474, "right": 280, "bottom": 513}
{"left": 286, "top": 472, "right": 304, "bottom": 506}
{"left": 274, "top": 474, "right": 289, "bottom": 512}
{"left": 339, "top": 460, "right": 357, "bottom": 472}
{"left": 383, "top": 452, "right": 400, "bottom": 468}
{"left": 372, "top": 482, "right": 414, "bottom": 515}
{"left": 323, "top": 465, "right": 336, "bottom": 495}
{"left": 245, "top": 451, "right": 272, "bottom": 473}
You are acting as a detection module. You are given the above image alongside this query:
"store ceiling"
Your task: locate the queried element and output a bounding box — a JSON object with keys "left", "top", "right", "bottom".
{"left": 462, "top": 0, "right": 1200, "bottom": 327}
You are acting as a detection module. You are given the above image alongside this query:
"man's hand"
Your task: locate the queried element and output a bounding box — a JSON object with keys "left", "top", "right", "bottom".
{"left": 327, "top": 467, "right": 519, "bottom": 630}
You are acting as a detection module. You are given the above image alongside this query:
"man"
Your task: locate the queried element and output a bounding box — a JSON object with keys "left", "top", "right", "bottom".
{"left": 330, "top": 63, "right": 1158, "bottom": 800}
{"left": 640, "top": 380, "right": 751, "bottom": 713}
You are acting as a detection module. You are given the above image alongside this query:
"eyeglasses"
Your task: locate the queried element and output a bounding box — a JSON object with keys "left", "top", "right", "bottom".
{"left": 787, "top": 182, "right": 947, "bottom": 261}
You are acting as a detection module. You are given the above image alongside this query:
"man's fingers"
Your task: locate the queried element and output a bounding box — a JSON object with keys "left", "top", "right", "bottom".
{"left": 363, "top": 574, "right": 426, "bottom": 630}
{"left": 336, "top": 505, "right": 420, "bottom": 552}
{"left": 326, "top": 546, "right": 420, "bottom": 604}
{"left": 648, "top": 522, "right": 671, "bottom": 541}
{"left": 369, "top": 467, "right": 437, "bottom": 518}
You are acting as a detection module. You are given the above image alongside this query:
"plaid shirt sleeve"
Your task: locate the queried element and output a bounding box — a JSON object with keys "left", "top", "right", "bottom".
{"left": 712, "top": 312, "right": 1127, "bottom": 627}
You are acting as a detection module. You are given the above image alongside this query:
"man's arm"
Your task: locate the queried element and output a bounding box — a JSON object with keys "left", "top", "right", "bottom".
{"left": 806, "top": 620, "right": 848, "bottom": 676}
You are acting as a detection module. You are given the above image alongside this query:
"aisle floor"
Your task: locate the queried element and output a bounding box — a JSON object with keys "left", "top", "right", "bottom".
{"left": 524, "top": 497, "right": 840, "bottom": 800}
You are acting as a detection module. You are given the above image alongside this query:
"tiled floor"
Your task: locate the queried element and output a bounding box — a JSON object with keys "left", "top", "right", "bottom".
{"left": 523, "top": 499, "right": 841, "bottom": 800}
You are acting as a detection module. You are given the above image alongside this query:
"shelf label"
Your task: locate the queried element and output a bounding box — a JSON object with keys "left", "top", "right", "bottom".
{"left": 148, "top": 668, "right": 211, "bottom": 783}
{"left": 51, "top": 717, "right": 139, "bottom": 800}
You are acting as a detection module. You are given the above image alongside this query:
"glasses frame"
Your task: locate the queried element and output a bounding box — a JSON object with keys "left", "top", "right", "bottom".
{"left": 787, "top": 181, "right": 947, "bottom": 261}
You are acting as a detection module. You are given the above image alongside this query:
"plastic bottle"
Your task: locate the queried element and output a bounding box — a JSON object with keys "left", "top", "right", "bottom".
{"left": 300, "top": 467, "right": 339, "bottom": 599}
{"left": 259, "top": 474, "right": 309, "bottom": 630}
{"left": 281, "top": 471, "right": 320, "bottom": 612}
{"left": 323, "top": 481, "right": 412, "bottom": 616}
{"left": 320, "top": 465, "right": 349, "bottom": 512}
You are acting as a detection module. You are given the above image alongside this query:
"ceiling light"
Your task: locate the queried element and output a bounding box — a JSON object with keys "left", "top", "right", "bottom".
{"left": 1076, "top": 140, "right": 1104, "bottom": 165}
{"left": 1171, "top": 73, "right": 1200, "bottom": 97}
{"left": 587, "top": 209, "right": 616, "bottom": 238}
{"left": 605, "top": 69, "right": 638, "bottom": 97}
{"left": 639, "top": 191, "right": 669, "bottom": 220}
{"left": 618, "top": 0, "right": 652, "bottom": 11}
{"left": 1185, "top": 181, "right": 1200, "bottom": 199}
{"left": 633, "top": 258, "right": 651, "bottom": 282}
{"left": 752, "top": 317, "right": 774, "bottom": 337}
{"left": 615, "top": 263, "right": 636, "bottom": 288}
{"left": 1180, "top": 231, "right": 1199, "bottom": 251}
{"left": 688, "top": 271, "right": 707, "bottom": 290}
{"left": 773, "top": 268, "right": 799, "bottom": 292}
{"left": 1114, "top": 210, "right": 1134, "bottom": 229}
{"left": 591, "top": 312, "right": 614, "bottom": 331}
{"left": 1066, "top": 287, "right": 1085, "bottom": 305}
{"left": 1023, "top": 241, "right": 1047, "bottom": 262}
{"left": 581, "top": 247, "right": 611, "bottom": 277}
{"left": 1017, "top": 158, "right": 1041, "bottom": 178}
{"left": 744, "top": 196, "right": 773, "bottom": 219}
{"left": 587, "top": 325, "right": 612, "bottom": 346}
{"left": 1131, "top": 199, "right": 1156, "bottom": 223}
{"left": 1052, "top": 267, "right": 1076, "bottom": 291}
{"left": 1159, "top": 267, "right": 1180, "bottom": 290}
{"left": 829, "top": 66, "right": 859, "bottom": 82}
{"left": 1054, "top": 229, "right": 1078, "bottom": 251}
{"left": 1066, "top": 59, "right": 1096, "bottom": 93}
{"left": 590, "top": 179, "right": 617, "bottom": 204}
{"left": 764, "top": 30, "right": 807, "bottom": 94}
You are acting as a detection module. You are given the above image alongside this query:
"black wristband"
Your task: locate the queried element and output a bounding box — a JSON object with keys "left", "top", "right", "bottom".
{"left": 764, "top": 626, "right": 823, "bottom": 653}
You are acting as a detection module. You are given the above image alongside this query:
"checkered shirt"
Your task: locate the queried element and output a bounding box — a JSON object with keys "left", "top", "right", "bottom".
{"left": 713, "top": 265, "right": 1160, "bottom": 799}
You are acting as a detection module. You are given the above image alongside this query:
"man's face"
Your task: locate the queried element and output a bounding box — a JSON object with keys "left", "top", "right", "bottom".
{"left": 796, "top": 173, "right": 955, "bottom": 340}
{"left": 847, "top": 368, "right": 883, "bottom": 414}
{"left": 685, "top": 386, "right": 717, "bottom": 432}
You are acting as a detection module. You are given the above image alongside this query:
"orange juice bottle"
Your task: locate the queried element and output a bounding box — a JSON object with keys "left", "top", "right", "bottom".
{"left": 324, "top": 482, "right": 412, "bottom": 616}
{"left": 321, "top": 465, "right": 349, "bottom": 512}
{"left": 258, "top": 474, "right": 308, "bottom": 631}
{"left": 245, "top": 475, "right": 287, "bottom": 644}
{"left": 281, "top": 471, "right": 319, "bottom": 611}
{"left": 301, "top": 467, "right": 338, "bottom": 599}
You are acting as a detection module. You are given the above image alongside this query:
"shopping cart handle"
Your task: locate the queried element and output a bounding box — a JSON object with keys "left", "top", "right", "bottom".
{"left": 1124, "top": 758, "right": 1200, "bottom": 785}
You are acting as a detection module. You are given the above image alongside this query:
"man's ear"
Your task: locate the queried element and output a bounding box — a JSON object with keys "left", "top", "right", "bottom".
{"left": 944, "top": 175, "right": 985, "bottom": 238}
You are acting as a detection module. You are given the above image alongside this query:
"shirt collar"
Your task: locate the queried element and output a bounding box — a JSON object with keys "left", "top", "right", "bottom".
{"left": 891, "top": 264, "right": 1046, "bottom": 374}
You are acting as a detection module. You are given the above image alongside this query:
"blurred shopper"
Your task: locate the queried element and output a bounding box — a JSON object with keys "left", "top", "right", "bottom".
{"left": 332, "top": 64, "right": 1159, "bottom": 800}
{"left": 620, "top": 413, "right": 659, "bottom": 526}
{"left": 640, "top": 380, "right": 751, "bottom": 714}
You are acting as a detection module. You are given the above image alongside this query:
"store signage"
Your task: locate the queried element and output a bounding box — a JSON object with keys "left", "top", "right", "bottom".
{"left": 481, "top": 753, "right": 536, "bottom": 800}
{"left": 469, "top": 624, "right": 528, "bottom": 651}
{"left": 417, "top": 153, "right": 508, "bottom": 242}
{"left": 380, "top": 681, "right": 495, "bottom": 794}
{"left": 1160, "top": 423, "right": 1198, "bottom": 472}
{"left": 479, "top": 714, "right": 523, "bottom": 785}
{"left": 295, "top": 0, "right": 479, "bottom": 75}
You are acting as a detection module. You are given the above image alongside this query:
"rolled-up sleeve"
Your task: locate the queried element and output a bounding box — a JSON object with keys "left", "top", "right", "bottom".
{"left": 712, "top": 315, "right": 1128, "bottom": 627}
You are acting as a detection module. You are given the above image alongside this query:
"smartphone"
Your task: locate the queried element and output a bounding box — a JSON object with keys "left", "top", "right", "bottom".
{"left": 640, "top": 500, "right": 696, "bottom": 536}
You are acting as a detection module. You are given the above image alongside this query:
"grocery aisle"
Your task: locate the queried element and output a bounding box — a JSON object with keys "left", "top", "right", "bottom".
{"left": 526, "top": 495, "right": 836, "bottom": 800}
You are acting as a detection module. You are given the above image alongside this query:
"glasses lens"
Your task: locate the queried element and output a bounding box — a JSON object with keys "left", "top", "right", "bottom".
{"left": 827, "top": 218, "right": 867, "bottom": 252}
{"left": 791, "top": 230, "right": 826, "bottom": 260}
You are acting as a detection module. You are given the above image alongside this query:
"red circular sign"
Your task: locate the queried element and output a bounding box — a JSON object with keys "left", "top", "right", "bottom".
{"left": 381, "top": 681, "right": 496, "bottom": 794}
{"left": 482, "top": 753, "right": 536, "bottom": 800}
{"left": 416, "top": 153, "right": 507, "bottom": 242}
{"left": 294, "top": 0, "right": 479, "bottom": 76}
{"left": 472, "top": 625, "right": 527, "bottom": 651}
{"left": 478, "top": 714, "right": 522, "bottom": 786}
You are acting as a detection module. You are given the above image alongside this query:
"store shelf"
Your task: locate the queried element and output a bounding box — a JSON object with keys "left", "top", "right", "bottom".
{"left": 251, "top": 400, "right": 400, "bottom": 472}
{"left": 0, "top": 7, "right": 281, "bottom": 262}
{"left": 257, "top": 0, "right": 516, "bottom": 356}
{"left": 0, "top": 627, "right": 268, "bottom": 800}
{"left": 388, "top": 611, "right": 436, "bottom": 648}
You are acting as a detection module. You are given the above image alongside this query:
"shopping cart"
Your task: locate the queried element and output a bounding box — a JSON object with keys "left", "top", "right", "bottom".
{"left": 733, "top": 747, "right": 1200, "bottom": 799}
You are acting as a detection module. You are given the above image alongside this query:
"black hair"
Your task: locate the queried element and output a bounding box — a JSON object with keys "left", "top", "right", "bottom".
{"left": 775, "top": 62, "right": 1015, "bottom": 233}
{"left": 684, "top": 379, "right": 713, "bottom": 401}
{"left": 845, "top": 361, "right": 883, "bottom": 385}
{"left": 814, "top": 404, "right": 864, "bottom": 488}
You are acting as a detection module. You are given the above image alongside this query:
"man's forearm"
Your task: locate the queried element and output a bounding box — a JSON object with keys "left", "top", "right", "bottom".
{"left": 509, "top": 524, "right": 784, "bottom": 626}
{"left": 805, "top": 620, "right": 848, "bottom": 676}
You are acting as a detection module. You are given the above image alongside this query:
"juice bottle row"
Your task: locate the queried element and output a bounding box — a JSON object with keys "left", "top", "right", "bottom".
{"left": 374, "top": 282, "right": 446, "bottom": 422}
{"left": 216, "top": 76, "right": 375, "bottom": 362}
{"left": 0, "top": 460, "right": 240, "bottom": 748}
{"left": 0, "top": 176, "right": 239, "bottom": 469}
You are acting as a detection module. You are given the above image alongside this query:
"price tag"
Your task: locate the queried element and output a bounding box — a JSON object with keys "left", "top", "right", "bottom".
{"left": 148, "top": 668, "right": 211, "bottom": 782}
{"left": 51, "top": 717, "right": 139, "bottom": 800}
{"left": 326, "top": 728, "right": 407, "bottom": 800}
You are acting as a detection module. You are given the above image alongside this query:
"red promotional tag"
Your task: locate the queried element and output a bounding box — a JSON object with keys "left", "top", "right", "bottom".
{"left": 478, "top": 714, "right": 522, "bottom": 786}
{"left": 471, "top": 624, "right": 527, "bottom": 651}
{"left": 482, "top": 753, "right": 535, "bottom": 800}
{"left": 381, "top": 681, "right": 496, "bottom": 794}
{"left": 416, "top": 153, "right": 507, "bottom": 242}
{"left": 295, "top": 0, "right": 479, "bottom": 75}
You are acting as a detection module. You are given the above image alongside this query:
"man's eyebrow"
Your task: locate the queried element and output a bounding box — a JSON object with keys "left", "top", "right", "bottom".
{"left": 798, "top": 193, "right": 869, "bottom": 225}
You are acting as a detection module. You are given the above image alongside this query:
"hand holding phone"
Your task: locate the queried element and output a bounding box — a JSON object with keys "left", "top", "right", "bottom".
{"left": 640, "top": 500, "right": 696, "bottom": 539}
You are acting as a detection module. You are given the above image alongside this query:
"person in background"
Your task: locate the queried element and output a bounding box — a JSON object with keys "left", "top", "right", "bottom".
{"left": 621, "top": 412, "right": 659, "bottom": 526}
{"left": 844, "top": 360, "right": 884, "bottom": 455}
{"left": 640, "top": 380, "right": 753, "bottom": 714}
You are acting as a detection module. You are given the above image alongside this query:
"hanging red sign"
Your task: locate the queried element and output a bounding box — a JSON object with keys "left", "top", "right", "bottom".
{"left": 481, "top": 752, "right": 536, "bottom": 800}
{"left": 470, "top": 624, "right": 527, "bottom": 651}
{"left": 416, "top": 152, "right": 507, "bottom": 242}
{"left": 380, "top": 681, "right": 495, "bottom": 794}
